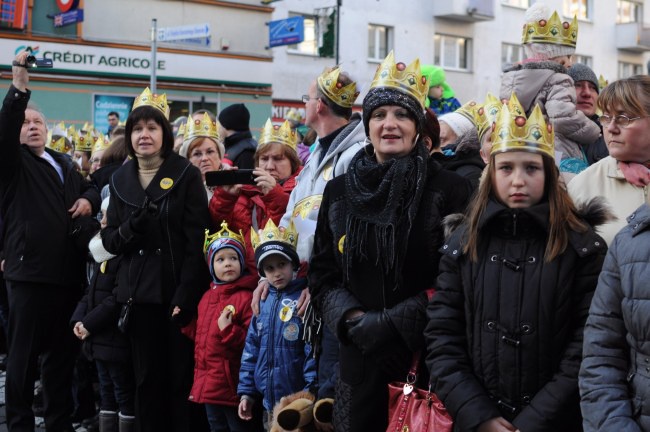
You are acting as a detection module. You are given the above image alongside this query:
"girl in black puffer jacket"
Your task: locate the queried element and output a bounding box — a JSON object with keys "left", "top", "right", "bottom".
{"left": 425, "top": 98, "right": 610, "bottom": 432}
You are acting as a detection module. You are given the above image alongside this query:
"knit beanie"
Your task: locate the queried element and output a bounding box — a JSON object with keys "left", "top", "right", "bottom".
{"left": 439, "top": 112, "right": 475, "bottom": 138}
{"left": 567, "top": 63, "right": 599, "bottom": 93}
{"left": 218, "top": 103, "right": 250, "bottom": 132}
{"left": 206, "top": 237, "right": 246, "bottom": 284}
{"left": 421, "top": 64, "right": 455, "bottom": 99}
{"left": 362, "top": 87, "right": 426, "bottom": 137}
{"left": 523, "top": 3, "right": 576, "bottom": 60}
{"left": 255, "top": 241, "right": 300, "bottom": 277}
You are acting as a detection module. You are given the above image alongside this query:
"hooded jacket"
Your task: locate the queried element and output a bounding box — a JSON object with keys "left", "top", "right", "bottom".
{"left": 425, "top": 198, "right": 609, "bottom": 432}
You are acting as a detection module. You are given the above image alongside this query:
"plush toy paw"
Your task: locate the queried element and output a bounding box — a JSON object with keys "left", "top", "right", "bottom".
{"left": 271, "top": 391, "right": 316, "bottom": 432}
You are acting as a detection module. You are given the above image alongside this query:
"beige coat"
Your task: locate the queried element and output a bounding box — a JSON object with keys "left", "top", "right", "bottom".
{"left": 568, "top": 156, "right": 649, "bottom": 245}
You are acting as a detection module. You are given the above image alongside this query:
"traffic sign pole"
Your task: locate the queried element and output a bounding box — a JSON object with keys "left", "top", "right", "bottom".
{"left": 151, "top": 18, "right": 157, "bottom": 94}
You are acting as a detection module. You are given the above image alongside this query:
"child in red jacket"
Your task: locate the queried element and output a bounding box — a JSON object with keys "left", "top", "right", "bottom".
{"left": 180, "top": 221, "right": 258, "bottom": 432}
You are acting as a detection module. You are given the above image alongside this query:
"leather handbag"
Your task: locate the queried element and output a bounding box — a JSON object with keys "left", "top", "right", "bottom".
{"left": 386, "top": 353, "right": 453, "bottom": 432}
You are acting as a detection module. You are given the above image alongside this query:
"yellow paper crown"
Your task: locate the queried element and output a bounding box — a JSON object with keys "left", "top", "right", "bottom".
{"left": 455, "top": 100, "right": 484, "bottom": 127}
{"left": 203, "top": 221, "right": 246, "bottom": 255}
{"left": 598, "top": 75, "right": 609, "bottom": 91}
{"left": 369, "top": 51, "right": 429, "bottom": 108}
{"left": 250, "top": 219, "right": 298, "bottom": 252}
{"left": 490, "top": 93, "right": 554, "bottom": 159}
{"left": 47, "top": 136, "right": 73, "bottom": 154}
{"left": 132, "top": 87, "right": 170, "bottom": 119}
{"left": 184, "top": 113, "right": 219, "bottom": 142}
{"left": 92, "top": 135, "right": 110, "bottom": 154}
{"left": 81, "top": 122, "right": 90, "bottom": 132}
{"left": 522, "top": 11, "right": 578, "bottom": 48}
{"left": 477, "top": 93, "right": 504, "bottom": 141}
{"left": 258, "top": 119, "right": 297, "bottom": 150}
{"left": 72, "top": 130, "right": 94, "bottom": 152}
{"left": 176, "top": 122, "right": 186, "bottom": 138}
{"left": 317, "top": 66, "right": 359, "bottom": 108}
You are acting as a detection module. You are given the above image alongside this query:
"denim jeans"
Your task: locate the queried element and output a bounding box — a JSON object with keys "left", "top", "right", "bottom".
{"left": 205, "top": 404, "right": 257, "bottom": 432}
{"left": 96, "top": 360, "right": 135, "bottom": 416}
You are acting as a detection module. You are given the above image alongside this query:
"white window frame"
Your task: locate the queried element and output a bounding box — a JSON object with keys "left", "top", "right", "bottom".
{"left": 367, "top": 24, "right": 394, "bottom": 62}
{"left": 573, "top": 55, "right": 593, "bottom": 69}
{"left": 563, "top": 0, "right": 591, "bottom": 20}
{"left": 501, "top": 0, "right": 533, "bottom": 8}
{"left": 618, "top": 61, "right": 644, "bottom": 78}
{"left": 501, "top": 43, "right": 525, "bottom": 66}
{"left": 617, "top": 0, "right": 641, "bottom": 24}
{"left": 434, "top": 34, "right": 472, "bottom": 71}
{"left": 287, "top": 13, "right": 318, "bottom": 57}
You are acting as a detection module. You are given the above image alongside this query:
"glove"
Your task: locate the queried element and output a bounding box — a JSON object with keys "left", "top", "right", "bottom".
{"left": 128, "top": 201, "right": 158, "bottom": 233}
{"left": 346, "top": 310, "right": 398, "bottom": 355}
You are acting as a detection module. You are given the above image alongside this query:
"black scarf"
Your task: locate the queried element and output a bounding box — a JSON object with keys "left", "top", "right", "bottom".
{"left": 344, "top": 142, "right": 428, "bottom": 288}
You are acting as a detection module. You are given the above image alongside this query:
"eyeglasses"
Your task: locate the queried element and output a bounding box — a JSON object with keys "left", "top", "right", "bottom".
{"left": 599, "top": 114, "right": 650, "bottom": 128}
{"left": 301, "top": 95, "right": 319, "bottom": 104}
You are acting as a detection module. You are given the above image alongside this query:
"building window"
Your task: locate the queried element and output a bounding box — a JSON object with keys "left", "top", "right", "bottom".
{"left": 617, "top": 0, "right": 640, "bottom": 23}
{"left": 434, "top": 34, "right": 472, "bottom": 71}
{"left": 502, "top": 43, "right": 524, "bottom": 66}
{"left": 573, "top": 55, "right": 593, "bottom": 68}
{"left": 501, "top": 0, "right": 533, "bottom": 7}
{"left": 563, "top": 0, "right": 590, "bottom": 20}
{"left": 287, "top": 14, "right": 318, "bottom": 56}
{"left": 368, "top": 24, "right": 393, "bottom": 61}
{"left": 618, "top": 61, "right": 643, "bottom": 78}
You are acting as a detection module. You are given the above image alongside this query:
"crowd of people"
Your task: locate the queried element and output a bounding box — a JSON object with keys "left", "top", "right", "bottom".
{"left": 1, "top": 2, "right": 650, "bottom": 432}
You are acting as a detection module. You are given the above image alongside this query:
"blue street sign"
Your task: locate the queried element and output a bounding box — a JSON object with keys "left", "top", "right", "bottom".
{"left": 53, "top": 8, "right": 83, "bottom": 27}
{"left": 157, "top": 23, "right": 210, "bottom": 42}
{"left": 269, "top": 16, "right": 304, "bottom": 48}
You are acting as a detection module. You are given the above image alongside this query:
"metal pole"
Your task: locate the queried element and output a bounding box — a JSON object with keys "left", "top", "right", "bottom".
{"left": 335, "top": 0, "right": 341, "bottom": 65}
{"left": 151, "top": 18, "right": 157, "bottom": 93}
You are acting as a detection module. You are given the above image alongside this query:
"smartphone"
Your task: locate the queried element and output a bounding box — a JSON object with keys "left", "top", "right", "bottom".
{"left": 205, "top": 169, "right": 256, "bottom": 187}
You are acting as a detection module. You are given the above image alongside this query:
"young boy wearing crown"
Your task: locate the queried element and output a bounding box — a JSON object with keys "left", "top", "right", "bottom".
{"left": 238, "top": 220, "right": 317, "bottom": 430}
{"left": 499, "top": 2, "right": 600, "bottom": 183}
{"left": 179, "top": 221, "right": 259, "bottom": 432}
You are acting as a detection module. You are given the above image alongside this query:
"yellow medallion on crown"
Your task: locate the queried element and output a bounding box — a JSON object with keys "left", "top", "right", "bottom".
{"left": 522, "top": 11, "right": 578, "bottom": 48}
{"left": 184, "top": 113, "right": 219, "bottom": 142}
{"left": 132, "top": 87, "right": 170, "bottom": 119}
{"left": 203, "top": 221, "right": 246, "bottom": 254}
{"left": 258, "top": 119, "right": 297, "bottom": 150}
{"left": 369, "top": 51, "right": 428, "bottom": 108}
{"left": 490, "top": 93, "right": 554, "bottom": 159}
{"left": 250, "top": 220, "right": 298, "bottom": 251}
{"left": 317, "top": 66, "right": 359, "bottom": 109}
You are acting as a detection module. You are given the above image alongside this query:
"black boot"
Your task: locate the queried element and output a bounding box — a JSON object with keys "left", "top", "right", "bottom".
{"left": 118, "top": 413, "right": 135, "bottom": 432}
{"left": 98, "top": 410, "right": 118, "bottom": 432}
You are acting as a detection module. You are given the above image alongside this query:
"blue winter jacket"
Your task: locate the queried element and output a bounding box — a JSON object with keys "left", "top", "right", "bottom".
{"left": 238, "top": 277, "right": 317, "bottom": 411}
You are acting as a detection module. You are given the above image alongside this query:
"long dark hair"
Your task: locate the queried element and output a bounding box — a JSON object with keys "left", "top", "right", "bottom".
{"left": 125, "top": 106, "right": 174, "bottom": 159}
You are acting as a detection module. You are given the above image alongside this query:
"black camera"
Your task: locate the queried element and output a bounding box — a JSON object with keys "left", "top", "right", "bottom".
{"left": 14, "top": 55, "right": 54, "bottom": 69}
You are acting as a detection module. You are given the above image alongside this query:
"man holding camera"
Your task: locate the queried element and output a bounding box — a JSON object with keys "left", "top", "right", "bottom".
{"left": 0, "top": 50, "right": 100, "bottom": 432}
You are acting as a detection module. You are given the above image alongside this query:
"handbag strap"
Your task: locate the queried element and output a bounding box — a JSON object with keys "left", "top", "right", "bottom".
{"left": 406, "top": 351, "right": 420, "bottom": 384}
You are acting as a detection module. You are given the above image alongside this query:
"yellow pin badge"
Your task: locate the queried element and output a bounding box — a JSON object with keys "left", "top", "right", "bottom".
{"left": 338, "top": 235, "right": 345, "bottom": 254}
{"left": 223, "top": 305, "right": 236, "bottom": 316}
{"left": 160, "top": 178, "right": 173, "bottom": 190}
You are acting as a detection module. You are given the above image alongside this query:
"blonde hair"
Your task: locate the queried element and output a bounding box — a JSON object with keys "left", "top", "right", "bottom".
{"left": 598, "top": 75, "right": 650, "bottom": 117}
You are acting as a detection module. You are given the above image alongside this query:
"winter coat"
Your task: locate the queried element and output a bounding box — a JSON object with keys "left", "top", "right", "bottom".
{"left": 279, "top": 114, "right": 366, "bottom": 262}
{"left": 500, "top": 61, "right": 600, "bottom": 176}
{"left": 70, "top": 233, "right": 129, "bottom": 363}
{"left": 102, "top": 153, "right": 210, "bottom": 325}
{"left": 0, "top": 85, "right": 100, "bottom": 287}
{"left": 183, "top": 274, "right": 258, "bottom": 406}
{"left": 209, "top": 168, "right": 302, "bottom": 274}
{"left": 425, "top": 198, "right": 608, "bottom": 432}
{"left": 238, "top": 278, "right": 317, "bottom": 411}
{"left": 580, "top": 203, "right": 650, "bottom": 431}
{"left": 432, "top": 148, "right": 485, "bottom": 192}
{"left": 223, "top": 131, "right": 257, "bottom": 169}
{"left": 584, "top": 115, "right": 609, "bottom": 166}
{"left": 568, "top": 156, "right": 648, "bottom": 246}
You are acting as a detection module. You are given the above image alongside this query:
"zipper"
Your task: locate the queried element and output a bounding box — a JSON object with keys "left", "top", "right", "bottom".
{"left": 512, "top": 212, "right": 518, "bottom": 237}
{"left": 267, "top": 291, "right": 281, "bottom": 408}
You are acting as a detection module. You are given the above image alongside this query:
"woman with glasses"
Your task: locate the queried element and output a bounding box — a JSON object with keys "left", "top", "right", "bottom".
{"left": 568, "top": 75, "right": 650, "bottom": 245}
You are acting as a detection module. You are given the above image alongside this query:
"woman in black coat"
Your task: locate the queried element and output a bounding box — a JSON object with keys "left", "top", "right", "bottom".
{"left": 102, "top": 89, "right": 210, "bottom": 432}
{"left": 309, "top": 52, "right": 471, "bottom": 431}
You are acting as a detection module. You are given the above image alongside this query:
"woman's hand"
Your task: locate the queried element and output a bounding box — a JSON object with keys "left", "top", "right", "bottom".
{"left": 253, "top": 168, "right": 277, "bottom": 195}
{"left": 477, "top": 417, "right": 518, "bottom": 432}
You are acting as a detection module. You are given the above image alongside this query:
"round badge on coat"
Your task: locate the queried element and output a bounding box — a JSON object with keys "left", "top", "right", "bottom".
{"left": 223, "top": 305, "right": 236, "bottom": 315}
{"left": 283, "top": 322, "right": 299, "bottom": 341}
{"left": 160, "top": 178, "right": 174, "bottom": 189}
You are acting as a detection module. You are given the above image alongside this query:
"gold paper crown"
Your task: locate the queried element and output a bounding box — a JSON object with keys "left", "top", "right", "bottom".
{"left": 477, "top": 93, "right": 504, "bottom": 141}
{"left": 47, "top": 136, "right": 73, "bottom": 154}
{"left": 176, "top": 122, "right": 186, "bottom": 138}
{"left": 490, "top": 93, "right": 554, "bottom": 159}
{"left": 92, "top": 135, "right": 110, "bottom": 154}
{"left": 258, "top": 119, "right": 297, "bottom": 150}
{"left": 72, "top": 130, "right": 94, "bottom": 152}
{"left": 455, "top": 100, "right": 484, "bottom": 127}
{"left": 184, "top": 113, "right": 219, "bottom": 142}
{"left": 522, "top": 11, "right": 578, "bottom": 48}
{"left": 250, "top": 219, "right": 298, "bottom": 252}
{"left": 81, "top": 122, "right": 91, "bottom": 132}
{"left": 132, "top": 87, "right": 170, "bottom": 119}
{"left": 317, "top": 66, "right": 359, "bottom": 108}
{"left": 203, "top": 221, "right": 246, "bottom": 255}
{"left": 598, "top": 75, "right": 609, "bottom": 91}
{"left": 369, "top": 51, "right": 428, "bottom": 108}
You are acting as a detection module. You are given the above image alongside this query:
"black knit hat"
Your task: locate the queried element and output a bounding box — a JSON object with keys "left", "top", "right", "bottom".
{"left": 362, "top": 87, "right": 426, "bottom": 137}
{"left": 218, "top": 103, "right": 250, "bottom": 131}
{"left": 254, "top": 241, "right": 300, "bottom": 277}
{"left": 568, "top": 63, "right": 599, "bottom": 94}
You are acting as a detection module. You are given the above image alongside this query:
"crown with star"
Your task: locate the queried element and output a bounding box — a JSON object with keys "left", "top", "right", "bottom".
{"left": 317, "top": 66, "right": 360, "bottom": 108}
{"left": 203, "top": 221, "right": 246, "bottom": 255}
{"left": 258, "top": 119, "right": 297, "bottom": 150}
{"left": 250, "top": 219, "right": 298, "bottom": 252}
{"left": 522, "top": 10, "right": 578, "bottom": 48}
{"left": 184, "top": 113, "right": 219, "bottom": 142}
{"left": 369, "top": 51, "right": 428, "bottom": 108}
{"left": 71, "top": 129, "right": 94, "bottom": 152}
{"left": 132, "top": 87, "right": 170, "bottom": 119}
{"left": 490, "top": 93, "right": 554, "bottom": 159}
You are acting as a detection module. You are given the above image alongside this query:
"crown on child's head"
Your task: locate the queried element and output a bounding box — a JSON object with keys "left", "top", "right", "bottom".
{"left": 250, "top": 219, "right": 298, "bottom": 252}
{"left": 184, "top": 113, "right": 219, "bottom": 143}
{"left": 455, "top": 100, "right": 484, "bottom": 129}
{"left": 72, "top": 129, "right": 94, "bottom": 152}
{"left": 477, "top": 93, "right": 504, "bottom": 142}
{"left": 369, "top": 51, "right": 429, "bottom": 108}
{"left": 522, "top": 11, "right": 578, "bottom": 48}
{"left": 92, "top": 134, "right": 110, "bottom": 154}
{"left": 203, "top": 222, "right": 246, "bottom": 255}
{"left": 176, "top": 122, "right": 186, "bottom": 138}
{"left": 490, "top": 93, "right": 555, "bottom": 159}
{"left": 132, "top": 87, "right": 170, "bottom": 119}
{"left": 258, "top": 119, "right": 298, "bottom": 150}
{"left": 317, "top": 66, "right": 360, "bottom": 109}
{"left": 47, "top": 136, "right": 73, "bottom": 154}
